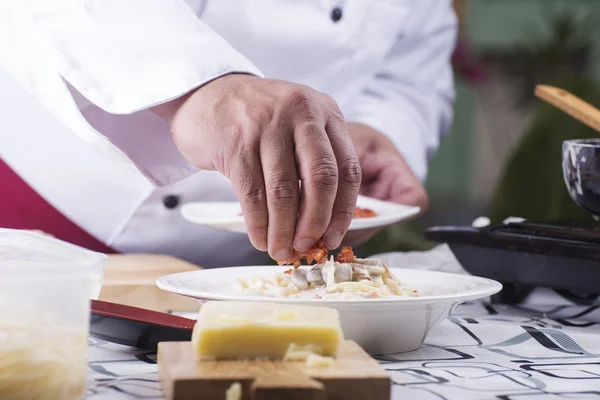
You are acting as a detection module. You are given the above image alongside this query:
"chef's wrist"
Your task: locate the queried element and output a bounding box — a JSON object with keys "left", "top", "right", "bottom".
{"left": 149, "top": 90, "right": 194, "bottom": 125}
{"left": 150, "top": 73, "right": 259, "bottom": 125}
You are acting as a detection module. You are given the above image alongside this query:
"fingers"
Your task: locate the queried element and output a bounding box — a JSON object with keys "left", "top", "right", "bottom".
{"left": 362, "top": 151, "right": 428, "bottom": 211}
{"left": 388, "top": 156, "right": 429, "bottom": 211}
{"left": 260, "top": 132, "right": 301, "bottom": 261}
{"left": 229, "top": 149, "right": 269, "bottom": 252}
{"left": 322, "top": 114, "right": 362, "bottom": 249}
{"left": 292, "top": 120, "right": 339, "bottom": 252}
{"left": 388, "top": 170, "right": 429, "bottom": 211}
{"left": 228, "top": 85, "right": 360, "bottom": 257}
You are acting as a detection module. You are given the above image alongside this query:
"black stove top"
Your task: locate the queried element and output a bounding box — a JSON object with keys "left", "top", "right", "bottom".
{"left": 495, "top": 220, "right": 600, "bottom": 245}
{"left": 425, "top": 220, "right": 600, "bottom": 301}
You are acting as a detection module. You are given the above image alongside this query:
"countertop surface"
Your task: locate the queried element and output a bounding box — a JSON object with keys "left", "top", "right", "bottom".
{"left": 85, "top": 289, "right": 600, "bottom": 399}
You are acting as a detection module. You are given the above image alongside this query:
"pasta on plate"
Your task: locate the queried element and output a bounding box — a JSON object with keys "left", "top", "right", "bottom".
{"left": 234, "top": 247, "right": 419, "bottom": 300}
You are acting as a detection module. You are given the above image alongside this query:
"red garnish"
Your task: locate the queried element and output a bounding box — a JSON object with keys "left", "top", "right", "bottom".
{"left": 278, "top": 239, "right": 329, "bottom": 268}
{"left": 278, "top": 242, "right": 357, "bottom": 268}
{"left": 284, "top": 269, "right": 293, "bottom": 275}
{"left": 334, "top": 246, "right": 355, "bottom": 263}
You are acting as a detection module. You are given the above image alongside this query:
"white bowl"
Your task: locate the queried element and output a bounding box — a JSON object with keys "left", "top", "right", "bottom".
{"left": 157, "top": 267, "right": 502, "bottom": 354}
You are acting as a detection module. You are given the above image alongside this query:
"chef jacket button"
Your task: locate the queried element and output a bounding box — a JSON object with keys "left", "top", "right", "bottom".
{"left": 330, "top": 7, "right": 343, "bottom": 23}
{"left": 163, "top": 195, "right": 180, "bottom": 209}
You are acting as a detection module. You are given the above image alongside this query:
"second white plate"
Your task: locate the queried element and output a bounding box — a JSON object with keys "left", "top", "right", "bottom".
{"left": 180, "top": 195, "right": 420, "bottom": 233}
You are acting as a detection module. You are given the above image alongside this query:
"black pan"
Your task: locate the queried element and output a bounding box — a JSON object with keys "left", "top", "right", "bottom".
{"left": 90, "top": 300, "right": 195, "bottom": 351}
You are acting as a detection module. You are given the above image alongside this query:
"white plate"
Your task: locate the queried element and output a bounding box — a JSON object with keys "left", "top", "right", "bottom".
{"left": 180, "top": 195, "right": 420, "bottom": 233}
{"left": 157, "top": 267, "right": 502, "bottom": 354}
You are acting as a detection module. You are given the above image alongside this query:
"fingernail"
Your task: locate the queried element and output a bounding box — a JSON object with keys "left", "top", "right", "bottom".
{"left": 250, "top": 237, "right": 268, "bottom": 252}
{"left": 272, "top": 247, "right": 292, "bottom": 261}
{"left": 255, "top": 242, "right": 268, "bottom": 252}
{"left": 324, "top": 231, "right": 343, "bottom": 249}
{"left": 294, "top": 238, "right": 315, "bottom": 252}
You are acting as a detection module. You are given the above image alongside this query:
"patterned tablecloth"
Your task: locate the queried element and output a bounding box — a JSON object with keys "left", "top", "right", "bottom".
{"left": 86, "top": 290, "right": 600, "bottom": 399}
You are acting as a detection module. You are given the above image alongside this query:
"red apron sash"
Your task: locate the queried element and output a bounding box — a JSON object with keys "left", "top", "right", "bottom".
{"left": 0, "top": 158, "right": 116, "bottom": 254}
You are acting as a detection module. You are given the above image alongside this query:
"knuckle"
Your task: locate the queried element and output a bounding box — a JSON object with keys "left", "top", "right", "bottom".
{"left": 248, "top": 105, "right": 275, "bottom": 124}
{"left": 308, "top": 160, "right": 339, "bottom": 189}
{"left": 286, "top": 87, "right": 309, "bottom": 104}
{"left": 267, "top": 179, "right": 299, "bottom": 205}
{"left": 285, "top": 88, "right": 318, "bottom": 118}
{"left": 323, "top": 95, "right": 344, "bottom": 119}
{"left": 305, "top": 215, "right": 328, "bottom": 231}
{"left": 338, "top": 157, "right": 362, "bottom": 186}
{"left": 241, "top": 186, "right": 267, "bottom": 208}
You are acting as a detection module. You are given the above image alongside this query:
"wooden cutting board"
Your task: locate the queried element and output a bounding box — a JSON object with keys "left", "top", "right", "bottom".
{"left": 158, "top": 340, "right": 391, "bottom": 400}
{"left": 98, "top": 254, "right": 201, "bottom": 313}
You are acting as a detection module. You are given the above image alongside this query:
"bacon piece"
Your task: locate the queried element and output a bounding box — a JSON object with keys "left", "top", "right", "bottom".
{"left": 353, "top": 207, "right": 378, "bottom": 218}
{"left": 278, "top": 239, "right": 329, "bottom": 268}
{"left": 334, "top": 246, "right": 355, "bottom": 263}
{"left": 277, "top": 242, "right": 357, "bottom": 268}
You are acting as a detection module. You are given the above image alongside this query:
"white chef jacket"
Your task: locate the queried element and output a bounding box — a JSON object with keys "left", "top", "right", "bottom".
{"left": 0, "top": 0, "right": 456, "bottom": 267}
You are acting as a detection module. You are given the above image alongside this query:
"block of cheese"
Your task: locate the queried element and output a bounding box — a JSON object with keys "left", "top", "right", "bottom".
{"left": 192, "top": 301, "right": 343, "bottom": 360}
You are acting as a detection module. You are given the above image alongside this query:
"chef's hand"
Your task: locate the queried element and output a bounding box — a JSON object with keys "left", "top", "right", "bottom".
{"left": 343, "top": 122, "right": 428, "bottom": 247}
{"left": 151, "top": 74, "right": 361, "bottom": 261}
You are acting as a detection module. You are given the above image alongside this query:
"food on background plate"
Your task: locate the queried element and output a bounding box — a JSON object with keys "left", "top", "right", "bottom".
{"left": 236, "top": 246, "right": 419, "bottom": 299}
{"left": 192, "top": 301, "right": 343, "bottom": 361}
{"left": 353, "top": 207, "right": 378, "bottom": 218}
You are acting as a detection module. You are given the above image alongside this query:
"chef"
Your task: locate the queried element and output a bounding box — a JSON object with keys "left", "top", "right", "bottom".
{"left": 0, "top": 1, "right": 457, "bottom": 267}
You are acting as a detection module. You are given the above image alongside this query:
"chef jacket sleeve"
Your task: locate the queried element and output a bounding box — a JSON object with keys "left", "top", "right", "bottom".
{"left": 10, "top": 0, "right": 262, "bottom": 186}
{"left": 346, "top": 0, "right": 458, "bottom": 182}
{"left": 13, "top": 0, "right": 262, "bottom": 113}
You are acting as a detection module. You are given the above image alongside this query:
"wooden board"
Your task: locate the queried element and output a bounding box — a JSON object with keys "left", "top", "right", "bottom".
{"left": 158, "top": 341, "right": 390, "bottom": 400}
{"left": 99, "top": 254, "right": 201, "bottom": 313}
